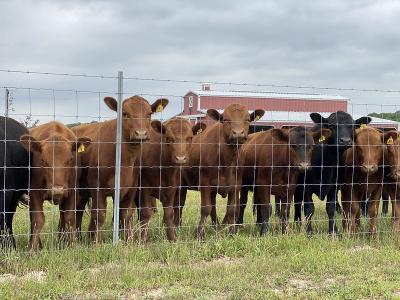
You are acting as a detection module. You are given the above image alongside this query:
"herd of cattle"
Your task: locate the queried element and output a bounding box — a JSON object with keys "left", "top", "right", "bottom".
{"left": 1, "top": 95, "right": 400, "bottom": 251}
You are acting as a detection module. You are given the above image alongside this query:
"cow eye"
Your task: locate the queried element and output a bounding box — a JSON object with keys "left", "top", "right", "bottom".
{"left": 122, "top": 112, "right": 129, "bottom": 118}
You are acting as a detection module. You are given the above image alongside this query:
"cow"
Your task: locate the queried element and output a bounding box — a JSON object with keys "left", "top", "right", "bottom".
{"left": 136, "top": 118, "right": 206, "bottom": 242}
{"left": 19, "top": 121, "right": 91, "bottom": 251}
{"left": 173, "top": 104, "right": 265, "bottom": 238}
{"left": 341, "top": 127, "right": 397, "bottom": 237}
{"left": 236, "top": 126, "right": 331, "bottom": 234}
{"left": 293, "top": 111, "right": 371, "bottom": 236}
{"left": 381, "top": 132, "right": 400, "bottom": 232}
{"left": 73, "top": 95, "right": 168, "bottom": 242}
{"left": 0, "top": 117, "right": 30, "bottom": 249}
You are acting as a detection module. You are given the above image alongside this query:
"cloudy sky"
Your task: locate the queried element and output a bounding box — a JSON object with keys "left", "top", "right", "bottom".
{"left": 1, "top": 0, "right": 400, "bottom": 123}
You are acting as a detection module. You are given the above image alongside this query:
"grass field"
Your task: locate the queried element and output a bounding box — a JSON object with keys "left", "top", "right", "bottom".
{"left": 1, "top": 191, "right": 400, "bottom": 299}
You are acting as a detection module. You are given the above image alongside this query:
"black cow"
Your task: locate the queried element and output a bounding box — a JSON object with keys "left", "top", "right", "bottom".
{"left": 293, "top": 111, "right": 371, "bottom": 236}
{"left": 0, "top": 116, "right": 30, "bottom": 249}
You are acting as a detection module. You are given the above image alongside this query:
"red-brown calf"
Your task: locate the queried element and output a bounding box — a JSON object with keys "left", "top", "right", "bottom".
{"left": 342, "top": 127, "right": 397, "bottom": 237}
{"left": 73, "top": 95, "right": 168, "bottom": 242}
{"left": 20, "top": 121, "right": 91, "bottom": 251}
{"left": 237, "top": 126, "right": 330, "bottom": 234}
{"left": 137, "top": 119, "right": 206, "bottom": 242}
{"left": 175, "top": 104, "right": 265, "bottom": 238}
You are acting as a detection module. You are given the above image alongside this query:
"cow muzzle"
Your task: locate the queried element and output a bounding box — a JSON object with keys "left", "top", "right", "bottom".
{"left": 229, "top": 129, "right": 246, "bottom": 144}
{"left": 174, "top": 155, "right": 188, "bottom": 165}
{"left": 298, "top": 162, "right": 311, "bottom": 172}
{"left": 361, "top": 164, "right": 378, "bottom": 174}
{"left": 130, "top": 130, "right": 149, "bottom": 142}
{"left": 389, "top": 169, "right": 400, "bottom": 180}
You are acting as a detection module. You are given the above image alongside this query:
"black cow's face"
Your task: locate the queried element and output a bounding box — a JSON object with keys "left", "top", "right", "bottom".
{"left": 310, "top": 111, "right": 371, "bottom": 149}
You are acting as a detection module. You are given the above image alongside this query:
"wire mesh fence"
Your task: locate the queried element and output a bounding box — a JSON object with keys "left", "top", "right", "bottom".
{"left": 1, "top": 69, "right": 400, "bottom": 252}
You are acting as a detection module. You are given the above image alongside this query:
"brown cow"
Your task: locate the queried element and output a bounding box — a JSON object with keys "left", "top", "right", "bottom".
{"left": 19, "top": 121, "right": 91, "bottom": 251}
{"left": 341, "top": 127, "right": 397, "bottom": 237}
{"left": 137, "top": 118, "right": 206, "bottom": 242}
{"left": 383, "top": 133, "right": 400, "bottom": 232}
{"left": 73, "top": 95, "right": 168, "bottom": 242}
{"left": 174, "top": 104, "right": 265, "bottom": 238}
{"left": 236, "top": 126, "right": 331, "bottom": 234}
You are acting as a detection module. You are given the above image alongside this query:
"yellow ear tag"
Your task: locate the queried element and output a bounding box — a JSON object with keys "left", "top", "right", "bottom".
{"left": 387, "top": 136, "right": 394, "bottom": 145}
{"left": 319, "top": 135, "right": 326, "bottom": 142}
{"left": 360, "top": 124, "right": 367, "bottom": 129}
{"left": 255, "top": 115, "right": 261, "bottom": 121}
{"left": 78, "top": 144, "right": 85, "bottom": 153}
{"left": 156, "top": 104, "right": 164, "bottom": 113}
{"left": 197, "top": 128, "right": 203, "bottom": 134}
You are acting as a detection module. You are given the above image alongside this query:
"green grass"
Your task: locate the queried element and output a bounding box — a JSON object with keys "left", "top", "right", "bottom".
{"left": 1, "top": 192, "right": 400, "bottom": 299}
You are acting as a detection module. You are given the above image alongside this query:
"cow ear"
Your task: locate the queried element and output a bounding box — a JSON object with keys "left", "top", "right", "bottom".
{"left": 383, "top": 130, "right": 398, "bottom": 145}
{"left": 151, "top": 120, "right": 166, "bottom": 134}
{"left": 250, "top": 109, "right": 265, "bottom": 122}
{"left": 355, "top": 116, "right": 372, "bottom": 127}
{"left": 72, "top": 137, "right": 91, "bottom": 153}
{"left": 104, "top": 97, "right": 118, "bottom": 112}
{"left": 192, "top": 122, "right": 206, "bottom": 135}
{"left": 151, "top": 98, "right": 169, "bottom": 113}
{"left": 271, "top": 129, "right": 289, "bottom": 142}
{"left": 20, "top": 134, "right": 41, "bottom": 152}
{"left": 310, "top": 113, "right": 327, "bottom": 125}
{"left": 311, "top": 128, "right": 332, "bottom": 143}
{"left": 207, "top": 109, "right": 222, "bottom": 122}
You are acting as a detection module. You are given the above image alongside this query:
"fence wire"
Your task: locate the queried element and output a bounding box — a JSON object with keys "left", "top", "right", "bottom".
{"left": 0, "top": 69, "right": 400, "bottom": 253}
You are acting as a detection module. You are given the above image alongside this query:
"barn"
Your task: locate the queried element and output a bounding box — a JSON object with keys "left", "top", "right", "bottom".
{"left": 177, "top": 84, "right": 398, "bottom": 131}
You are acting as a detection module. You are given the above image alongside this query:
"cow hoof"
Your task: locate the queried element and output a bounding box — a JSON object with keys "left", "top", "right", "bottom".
{"left": 195, "top": 228, "right": 205, "bottom": 240}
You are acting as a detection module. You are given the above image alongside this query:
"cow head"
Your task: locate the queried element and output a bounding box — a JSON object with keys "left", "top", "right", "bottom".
{"left": 151, "top": 119, "right": 206, "bottom": 165}
{"left": 271, "top": 126, "right": 332, "bottom": 172}
{"left": 207, "top": 104, "right": 264, "bottom": 144}
{"left": 20, "top": 135, "right": 91, "bottom": 203}
{"left": 385, "top": 131, "right": 400, "bottom": 180}
{"left": 310, "top": 111, "right": 371, "bottom": 149}
{"left": 104, "top": 95, "right": 169, "bottom": 143}
{"left": 353, "top": 127, "right": 397, "bottom": 175}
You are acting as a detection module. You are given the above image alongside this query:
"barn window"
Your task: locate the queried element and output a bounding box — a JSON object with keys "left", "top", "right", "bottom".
{"left": 188, "top": 96, "right": 193, "bottom": 108}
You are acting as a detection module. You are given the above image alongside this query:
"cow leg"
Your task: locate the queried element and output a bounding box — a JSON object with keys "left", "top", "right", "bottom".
{"left": 59, "top": 196, "right": 77, "bottom": 246}
{"left": 275, "top": 196, "right": 281, "bottom": 217}
{"left": 254, "top": 185, "right": 270, "bottom": 236}
{"left": 161, "top": 189, "right": 177, "bottom": 242}
{"left": 390, "top": 188, "right": 400, "bottom": 233}
{"left": 350, "top": 192, "right": 361, "bottom": 235}
{"left": 294, "top": 185, "right": 304, "bottom": 226}
{"left": 237, "top": 186, "right": 249, "bottom": 225}
{"left": 88, "top": 190, "right": 107, "bottom": 243}
{"left": 120, "top": 189, "right": 136, "bottom": 243}
{"left": 280, "top": 195, "right": 291, "bottom": 234}
{"left": 381, "top": 190, "right": 389, "bottom": 216}
{"left": 195, "top": 187, "right": 212, "bottom": 239}
{"left": 28, "top": 192, "right": 45, "bottom": 251}
{"left": 173, "top": 187, "right": 187, "bottom": 227}
{"left": 326, "top": 188, "right": 340, "bottom": 235}
{"left": 368, "top": 188, "right": 382, "bottom": 238}
{"left": 210, "top": 191, "right": 220, "bottom": 229}
{"left": 75, "top": 195, "right": 89, "bottom": 240}
{"left": 139, "top": 190, "right": 153, "bottom": 244}
{"left": 303, "top": 191, "right": 314, "bottom": 237}
{"left": 0, "top": 190, "right": 18, "bottom": 249}
{"left": 222, "top": 189, "right": 240, "bottom": 235}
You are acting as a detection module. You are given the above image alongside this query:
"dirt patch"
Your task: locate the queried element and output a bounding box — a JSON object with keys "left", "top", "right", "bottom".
{"left": 288, "top": 278, "right": 314, "bottom": 290}
{"left": 123, "top": 288, "right": 165, "bottom": 299}
{"left": 349, "top": 245, "right": 376, "bottom": 253}
{"left": 0, "top": 271, "right": 46, "bottom": 283}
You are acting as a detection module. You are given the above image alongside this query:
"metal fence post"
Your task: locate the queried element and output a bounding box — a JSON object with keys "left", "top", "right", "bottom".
{"left": 113, "top": 71, "right": 123, "bottom": 245}
{"left": 5, "top": 88, "right": 9, "bottom": 117}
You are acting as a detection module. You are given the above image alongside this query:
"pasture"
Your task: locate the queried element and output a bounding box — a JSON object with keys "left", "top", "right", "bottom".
{"left": 2, "top": 191, "right": 400, "bottom": 299}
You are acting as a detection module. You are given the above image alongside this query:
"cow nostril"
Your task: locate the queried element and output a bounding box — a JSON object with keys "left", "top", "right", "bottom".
{"left": 175, "top": 156, "right": 187, "bottom": 163}
{"left": 134, "top": 130, "right": 148, "bottom": 138}
{"left": 339, "top": 137, "right": 351, "bottom": 145}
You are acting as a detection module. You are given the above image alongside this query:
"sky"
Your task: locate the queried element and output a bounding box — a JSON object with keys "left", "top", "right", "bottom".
{"left": 1, "top": 0, "right": 400, "bottom": 123}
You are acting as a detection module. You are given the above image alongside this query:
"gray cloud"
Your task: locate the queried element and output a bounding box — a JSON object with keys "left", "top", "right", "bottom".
{"left": 1, "top": 0, "right": 400, "bottom": 123}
